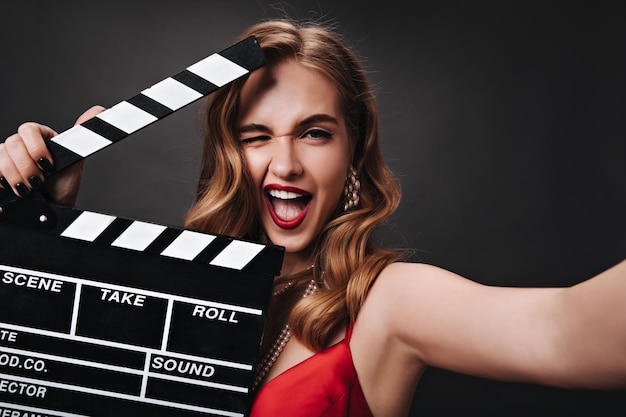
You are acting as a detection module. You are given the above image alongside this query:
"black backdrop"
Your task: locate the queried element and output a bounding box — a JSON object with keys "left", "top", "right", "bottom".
{"left": 2, "top": 1, "right": 625, "bottom": 415}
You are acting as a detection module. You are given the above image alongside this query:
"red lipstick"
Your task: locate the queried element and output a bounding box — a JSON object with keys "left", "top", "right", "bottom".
{"left": 263, "top": 184, "right": 311, "bottom": 230}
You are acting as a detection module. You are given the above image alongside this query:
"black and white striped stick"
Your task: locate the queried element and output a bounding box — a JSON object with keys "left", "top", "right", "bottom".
{"left": 55, "top": 207, "right": 283, "bottom": 275}
{"left": 0, "top": 36, "right": 265, "bottom": 206}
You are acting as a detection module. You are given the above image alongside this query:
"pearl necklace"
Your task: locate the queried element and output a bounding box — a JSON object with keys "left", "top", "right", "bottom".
{"left": 271, "top": 265, "right": 314, "bottom": 297}
{"left": 271, "top": 279, "right": 296, "bottom": 296}
{"left": 252, "top": 278, "right": 317, "bottom": 390}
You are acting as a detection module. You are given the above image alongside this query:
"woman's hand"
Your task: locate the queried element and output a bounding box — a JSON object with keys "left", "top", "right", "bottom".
{"left": 0, "top": 105, "right": 105, "bottom": 206}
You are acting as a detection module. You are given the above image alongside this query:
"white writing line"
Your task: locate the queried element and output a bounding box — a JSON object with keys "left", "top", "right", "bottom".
{"left": 70, "top": 282, "right": 82, "bottom": 336}
{"left": 0, "top": 373, "right": 244, "bottom": 417}
{"left": 0, "top": 322, "right": 252, "bottom": 371}
{"left": 161, "top": 299, "right": 174, "bottom": 351}
{"left": 148, "top": 372, "right": 248, "bottom": 393}
{"left": 0, "top": 264, "right": 261, "bottom": 316}
{"left": 0, "top": 346, "right": 143, "bottom": 376}
{"left": 140, "top": 352, "right": 151, "bottom": 399}
{"left": 0, "top": 401, "right": 89, "bottom": 417}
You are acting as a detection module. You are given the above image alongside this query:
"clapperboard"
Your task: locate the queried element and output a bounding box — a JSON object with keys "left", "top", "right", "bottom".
{"left": 0, "top": 37, "right": 284, "bottom": 417}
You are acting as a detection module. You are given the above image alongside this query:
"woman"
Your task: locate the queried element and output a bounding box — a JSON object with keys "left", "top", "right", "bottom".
{"left": 1, "top": 19, "right": 625, "bottom": 417}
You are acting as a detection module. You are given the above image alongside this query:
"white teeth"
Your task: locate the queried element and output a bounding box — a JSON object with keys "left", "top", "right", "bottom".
{"left": 268, "top": 189, "right": 303, "bottom": 200}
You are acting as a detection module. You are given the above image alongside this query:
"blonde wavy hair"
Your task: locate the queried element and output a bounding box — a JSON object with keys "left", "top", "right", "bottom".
{"left": 184, "top": 19, "right": 404, "bottom": 351}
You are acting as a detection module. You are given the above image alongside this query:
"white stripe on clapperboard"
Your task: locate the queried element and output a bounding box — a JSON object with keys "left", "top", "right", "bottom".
{"left": 50, "top": 53, "right": 247, "bottom": 157}
{"left": 59, "top": 211, "right": 266, "bottom": 270}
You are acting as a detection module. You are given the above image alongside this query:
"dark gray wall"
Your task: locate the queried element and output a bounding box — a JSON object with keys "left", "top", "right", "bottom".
{"left": 2, "top": 1, "right": 625, "bottom": 414}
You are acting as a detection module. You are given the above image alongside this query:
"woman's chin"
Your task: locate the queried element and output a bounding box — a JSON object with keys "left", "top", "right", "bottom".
{"left": 266, "top": 232, "right": 315, "bottom": 257}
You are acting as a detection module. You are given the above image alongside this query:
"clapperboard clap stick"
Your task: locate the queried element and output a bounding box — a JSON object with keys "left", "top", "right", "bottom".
{"left": 0, "top": 37, "right": 285, "bottom": 417}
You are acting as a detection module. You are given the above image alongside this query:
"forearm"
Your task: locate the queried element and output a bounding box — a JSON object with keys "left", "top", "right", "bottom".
{"left": 556, "top": 258, "right": 626, "bottom": 388}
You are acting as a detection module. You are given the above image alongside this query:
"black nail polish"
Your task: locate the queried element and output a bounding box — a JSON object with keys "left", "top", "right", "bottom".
{"left": 29, "top": 176, "right": 43, "bottom": 190}
{"left": 15, "top": 183, "right": 30, "bottom": 198}
{"left": 38, "top": 157, "right": 54, "bottom": 175}
{"left": 0, "top": 177, "right": 10, "bottom": 190}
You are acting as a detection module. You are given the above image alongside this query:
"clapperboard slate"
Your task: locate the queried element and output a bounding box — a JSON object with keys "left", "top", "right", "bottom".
{"left": 0, "top": 37, "right": 285, "bottom": 417}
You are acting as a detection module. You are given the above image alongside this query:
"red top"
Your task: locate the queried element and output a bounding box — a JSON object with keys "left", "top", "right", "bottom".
{"left": 250, "top": 323, "right": 374, "bottom": 417}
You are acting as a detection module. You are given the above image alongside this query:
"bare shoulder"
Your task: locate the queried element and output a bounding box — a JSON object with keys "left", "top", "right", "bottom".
{"left": 352, "top": 261, "right": 456, "bottom": 357}
{"left": 350, "top": 262, "right": 462, "bottom": 416}
{"left": 352, "top": 261, "right": 484, "bottom": 375}
{"left": 375, "top": 261, "right": 455, "bottom": 284}
{"left": 364, "top": 261, "right": 469, "bottom": 312}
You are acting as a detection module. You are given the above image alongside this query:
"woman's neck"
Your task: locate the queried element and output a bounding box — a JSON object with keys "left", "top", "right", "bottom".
{"left": 279, "top": 249, "right": 315, "bottom": 279}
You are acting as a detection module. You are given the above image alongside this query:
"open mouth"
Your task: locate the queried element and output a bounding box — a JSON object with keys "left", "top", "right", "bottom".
{"left": 264, "top": 187, "right": 312, "bottom": 229}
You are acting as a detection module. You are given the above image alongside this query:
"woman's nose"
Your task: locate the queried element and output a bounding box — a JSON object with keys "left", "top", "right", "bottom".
{"left": 269, "top": 138, "right": 303, "bottom": 178}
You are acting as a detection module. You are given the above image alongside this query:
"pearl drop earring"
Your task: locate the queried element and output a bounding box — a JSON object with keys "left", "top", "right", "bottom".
{"left": 343, "top": 166, "right": 360, "bottom": 211}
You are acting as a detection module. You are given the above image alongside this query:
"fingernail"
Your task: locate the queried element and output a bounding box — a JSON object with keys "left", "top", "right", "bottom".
{"left": 38, "top": 157, "right": 54, "bottom": 175}
{"left": 0, "top": 177, "right": 10, "bottom": 190}
{"left": 15, "top": 183, "right": 30, "bottom": 198}
{"left": 28, "top": 176, "right": 43, "bottom": 190}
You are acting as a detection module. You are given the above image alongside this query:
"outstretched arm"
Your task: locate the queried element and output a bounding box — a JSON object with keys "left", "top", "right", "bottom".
{"left": 554, "top": 258, "right": 626, "bottom": 388}
{"left": 354, "top": 259, "right": 626, "bottom": 405}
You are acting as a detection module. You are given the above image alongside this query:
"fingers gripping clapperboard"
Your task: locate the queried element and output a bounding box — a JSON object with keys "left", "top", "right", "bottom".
{"left": 0, "top": 37, "right": 284, "bottom": 417}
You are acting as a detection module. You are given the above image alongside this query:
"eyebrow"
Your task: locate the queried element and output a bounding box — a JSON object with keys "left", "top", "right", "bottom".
{"left": 238, "top": 114, "right": 339, "bottom": 134}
